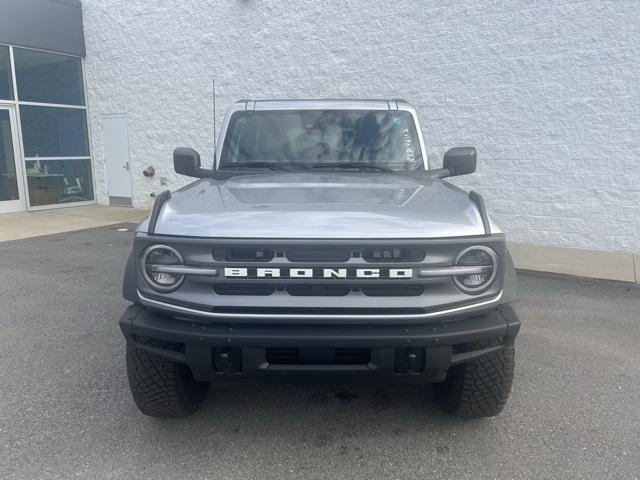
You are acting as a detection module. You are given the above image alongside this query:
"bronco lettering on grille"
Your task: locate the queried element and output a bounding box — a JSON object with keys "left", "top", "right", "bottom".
{"left": 224, "top": 267, "right": 413, "bottom": 279}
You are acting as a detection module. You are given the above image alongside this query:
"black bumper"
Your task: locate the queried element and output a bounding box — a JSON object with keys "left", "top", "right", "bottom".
{"left": 119, "top": 305, "right": 520, "bottom": 383}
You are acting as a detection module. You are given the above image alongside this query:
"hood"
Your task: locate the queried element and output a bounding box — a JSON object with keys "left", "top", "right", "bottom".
{"left": 141, "top": 172, "right": 494, "bottom": 239}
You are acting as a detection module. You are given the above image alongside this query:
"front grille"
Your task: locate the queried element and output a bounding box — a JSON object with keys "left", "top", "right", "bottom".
{"left": 208, "top": 243, "right": 437, "bottom": 298}
{"left": 139, "top": 237, "right": 505, "bottom": 321}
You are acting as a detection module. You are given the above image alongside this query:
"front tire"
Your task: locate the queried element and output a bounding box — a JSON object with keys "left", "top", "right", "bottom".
{"left": 126, "top": 341, "right": 209, "bottom": 418}
{"left": 434, "top": 339, "right": 515, "bottom": 419}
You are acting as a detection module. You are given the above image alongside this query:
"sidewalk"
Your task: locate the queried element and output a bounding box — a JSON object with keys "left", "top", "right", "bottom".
{"left": 0, "top": 205, "right": 148, "bottom": 242}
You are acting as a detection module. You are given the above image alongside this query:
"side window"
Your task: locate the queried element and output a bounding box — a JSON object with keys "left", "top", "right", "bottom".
{"left": 231, "top": 117, "right": 248, "bottom": 163}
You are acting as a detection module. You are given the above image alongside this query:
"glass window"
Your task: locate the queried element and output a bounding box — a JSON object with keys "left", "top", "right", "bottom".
{"left": 25, "top": 159, "right": 93, "bottom": 206}
{"left": 14, "top": 48, "right": 84, "bottom": 105}
{"left": 0, "top": 46, "right": 13, "bottom": 100}
{"left": 219, "top": 110, "right": 423, "bottom": 172}
{"left": 20, "top": 106, "right": 89, "bottom": 157}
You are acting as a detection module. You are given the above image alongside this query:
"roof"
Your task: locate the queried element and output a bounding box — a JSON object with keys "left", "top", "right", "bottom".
{"left": 233, "top": 99, "right": 411, "bottom": 111}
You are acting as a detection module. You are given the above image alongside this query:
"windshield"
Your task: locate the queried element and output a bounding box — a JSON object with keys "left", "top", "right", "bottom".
{"left": 218, "top": 110, "right": 423, "bottom": 172}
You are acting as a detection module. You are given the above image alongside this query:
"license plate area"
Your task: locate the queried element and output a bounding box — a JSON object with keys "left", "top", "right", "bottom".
{"left": 265, "top": 347, "right": 371, "bottom": 365}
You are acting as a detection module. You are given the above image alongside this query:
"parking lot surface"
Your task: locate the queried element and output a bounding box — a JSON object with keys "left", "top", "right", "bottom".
{"left": 1, "top": 225, "right": 639, "bottom": 479}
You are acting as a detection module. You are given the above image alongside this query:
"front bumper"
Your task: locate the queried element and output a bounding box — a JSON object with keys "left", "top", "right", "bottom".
{"left": 119, "top": 305, "right": 520, "bottom": 384}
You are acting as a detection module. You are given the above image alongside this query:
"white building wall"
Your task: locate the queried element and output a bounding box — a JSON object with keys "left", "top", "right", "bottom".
{"left": 82, "top": 0, "right": 640, "bottom": 252}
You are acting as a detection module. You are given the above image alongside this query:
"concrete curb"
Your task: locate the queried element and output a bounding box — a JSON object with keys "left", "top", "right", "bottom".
{"left": 509, "top": 243, "right": 639, "bottom": 284}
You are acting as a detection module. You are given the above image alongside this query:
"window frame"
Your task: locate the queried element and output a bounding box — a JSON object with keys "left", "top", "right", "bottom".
{"left": 0, "top": 45, "right": 14, "bottom": 101}
{"left": 0, "top": 43, "right": 96, "bottom": 211}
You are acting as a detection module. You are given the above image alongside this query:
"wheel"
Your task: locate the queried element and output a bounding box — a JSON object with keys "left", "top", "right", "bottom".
{"left": 434, "top": 339, "right": 515, "bottom": 419}
{"left": 126, "top": 340, "right": 209, "bottom": 418}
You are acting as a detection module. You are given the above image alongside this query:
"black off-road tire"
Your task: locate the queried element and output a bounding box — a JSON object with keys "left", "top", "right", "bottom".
{"left": 126, "top": 341, "right": 209, "bottom": 418}
{"left": 434, "top": 339, "right": 515, "bottom": 419}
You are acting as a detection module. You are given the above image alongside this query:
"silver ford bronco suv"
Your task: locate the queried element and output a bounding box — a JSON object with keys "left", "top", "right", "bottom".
{"left": 119, "top": 99, "right": 520, "bottom": 419}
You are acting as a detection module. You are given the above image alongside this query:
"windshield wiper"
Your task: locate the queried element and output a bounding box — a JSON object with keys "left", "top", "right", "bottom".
{"left": 311, "top": 162, "right": 392, "bottom": 173}
{"left": 222, "top": 162, "right": 292, "bottom": 171}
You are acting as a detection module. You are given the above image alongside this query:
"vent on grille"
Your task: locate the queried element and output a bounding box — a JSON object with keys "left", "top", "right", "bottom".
{"left": 362, "top": 247, "right": 425, "bottom": 262}
{"left": 214, "top": 283, "right": 276, "bottom": 295}
{"left": 362, "top": 285, "right": 424, "bottom": 296}
{"left": 265, "top": 348, "right": 371, "bottom": 365}
{"left": 286, "top": 284, "right": 351, "bottom": 296}
{"left": 213, "top": 247, "right": 275, "bottom": 262}
{"left": 286, "top": 247, "right": 351, "bottom": 262}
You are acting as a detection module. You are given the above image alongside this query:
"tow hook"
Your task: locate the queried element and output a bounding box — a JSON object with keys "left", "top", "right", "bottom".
{"left": 395, "top": 348, "right": 425, "bottom": 374}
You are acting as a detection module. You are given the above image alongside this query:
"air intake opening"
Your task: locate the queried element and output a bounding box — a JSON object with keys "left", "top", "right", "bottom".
{"left": 286, "top": 284, "right": 351, "bottom": 296}
{"left": 362, "top": 284, "right": 424, "bottom": 296}
{"left": 214, "top": 283, "right": 276, "bottom": 295}
{"left": 286, "top": 247, "right": 351, "bottom": 262}
{"left": 362, "top": 247, "right": 425, "bottom": 262}
{"left": 213, "top": 247, "right": 275, "bottom": 262}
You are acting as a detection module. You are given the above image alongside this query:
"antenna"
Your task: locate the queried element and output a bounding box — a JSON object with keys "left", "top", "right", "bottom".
{"left": 212, "top": 78, "right": 217, "bottom": 165}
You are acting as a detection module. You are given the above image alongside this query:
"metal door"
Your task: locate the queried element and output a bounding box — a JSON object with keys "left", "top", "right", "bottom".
{"left": 102, "top": 113, "right": 132, "bottom": 206}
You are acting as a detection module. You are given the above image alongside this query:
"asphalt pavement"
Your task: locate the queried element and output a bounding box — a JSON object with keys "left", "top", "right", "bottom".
{"left": 1, "top": 225, "right": 639, "bottom": 479}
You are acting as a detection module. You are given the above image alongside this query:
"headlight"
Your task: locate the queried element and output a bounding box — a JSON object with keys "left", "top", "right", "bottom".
{"left": 453, "top": 246, "right": 498, "bottom": 294}
{"left": 140, "top": 245, "right": 185, "bottom": 292}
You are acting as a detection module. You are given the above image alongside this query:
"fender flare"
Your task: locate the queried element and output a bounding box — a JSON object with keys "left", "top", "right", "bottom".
{"left": 122, "top": 251, "right": 138, "bottom": 302}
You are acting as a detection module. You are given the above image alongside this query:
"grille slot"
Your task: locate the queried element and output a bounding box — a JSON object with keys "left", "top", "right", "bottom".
{"left": 286, "top": 284, "right": 351, "bottom": 296}
{"left": 286, "top": 247, "right": 350, "bottom": 262}
{"left": 214, "top": 283, "right": 276, "bottom": 296}
{"left": 362, "top": 284, "right": 424, "bottom": 296}
{"left": 362, "top": 247, "right": 425, "bottom": 262}
{"left": 214, "top": 247, "right": 275, "bottom": 262}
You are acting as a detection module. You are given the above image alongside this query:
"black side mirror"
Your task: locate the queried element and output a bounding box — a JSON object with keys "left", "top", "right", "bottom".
{"left": 173, "top": 147, "right": 204, "bottom": 177}
{"left": 442, "top": 147, "right": 477, "bottom": 177}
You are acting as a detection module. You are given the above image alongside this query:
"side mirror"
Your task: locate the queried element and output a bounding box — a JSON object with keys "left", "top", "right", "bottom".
{"left": 173, "top": 147, "right": 204, "bottom": 177}
{"left": 442, "top": 147, "right": 477, "bottom": 177}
